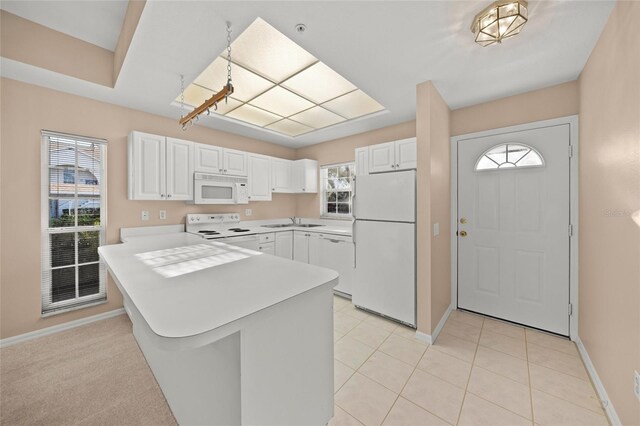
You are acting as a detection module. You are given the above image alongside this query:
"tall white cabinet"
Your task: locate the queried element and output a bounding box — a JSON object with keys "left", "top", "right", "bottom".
{"left": 247, "top": 154, "right": 272, "bottom": 201}
{"left": 128, "top": 131, "right": 194, "bottom": 200}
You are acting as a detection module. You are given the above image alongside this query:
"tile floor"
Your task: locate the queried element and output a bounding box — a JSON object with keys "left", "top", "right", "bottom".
{"left": 330, "top": 295, "right": 608, "bottom": 426}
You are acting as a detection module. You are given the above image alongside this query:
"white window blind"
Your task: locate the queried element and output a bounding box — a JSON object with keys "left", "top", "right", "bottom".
{"left": 41, "top": 131, "right": 107, "bottom": 315}
{"left": 320, "top": 162, "right": 355, "bottom": 218}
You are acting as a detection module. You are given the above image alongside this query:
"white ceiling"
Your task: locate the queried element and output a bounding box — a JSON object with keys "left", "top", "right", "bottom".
{"left": 1, "top": 0, "right": 128, "bottom": 51}
{"left": 0, "top": 1, "right": 614, "bottom": 148}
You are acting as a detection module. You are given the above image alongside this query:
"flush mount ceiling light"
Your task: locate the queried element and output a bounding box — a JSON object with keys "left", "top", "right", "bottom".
{"left": 471, "top": 0, "right": 529, "bottom": 47}
{"left": 175, "top": 17, "right": 384, "bottom": 137}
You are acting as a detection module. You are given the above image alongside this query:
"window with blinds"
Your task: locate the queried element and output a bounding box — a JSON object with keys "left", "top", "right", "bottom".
{"left": 41, "top": 131, "right": 107, "bottom": 315}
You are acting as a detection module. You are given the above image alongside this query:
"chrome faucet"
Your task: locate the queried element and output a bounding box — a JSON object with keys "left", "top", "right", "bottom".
{"left": 289, "top": 216, "right": 297, "bottom": 225}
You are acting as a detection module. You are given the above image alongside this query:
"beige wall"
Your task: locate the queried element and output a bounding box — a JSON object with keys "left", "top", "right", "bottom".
{"left": 450, "top": 81, "right": 579, "bottom": 136}
{"left": 294, "top": 121, "right": 416, "bottom": 218}
{"left": 0, "top": 78, "right": 297, "bottom": 339}
{"left": 0, "top": 11, "right": 115, "bottom": 87}
{"left": 416, "top": 81, "right": 451, "bottom": 334}
{"left": 578, "top": 1, "right": 640, "bottom": 424}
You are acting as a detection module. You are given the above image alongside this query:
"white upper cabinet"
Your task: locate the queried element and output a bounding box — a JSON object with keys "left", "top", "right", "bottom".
{"left": 362, "top": 138, "right": 417, "bottom": 174}
{"left": 165, "top": 137, "right": 194, "bottom": 200}
{"left": 271, "top": 158, "right": 293, "bottom": 193}
{"left": 292, "top": 159, "right": 318, "bottom": 193}
{"left": 194, "top": 144, "right": 223, "bottom": 174}
{"left": 369, "top": 141, "right": 396, "bottom": 173}
{"left": 194, "top": 143, "right": 247, "bottom": 176}
{"left": 128, "top": 131, "right": 193, "bottom": 200}
{"left": 223, "top": 148, "right": 248, "bottom": 176}
{"left": 395, "top": 138, "right": 417, "bottom": 170}
{"left": 248, "top": 154, "right": 272, "bottom": 201}
{"left": 355, "top": 147, "right": 369, "bottom": 176}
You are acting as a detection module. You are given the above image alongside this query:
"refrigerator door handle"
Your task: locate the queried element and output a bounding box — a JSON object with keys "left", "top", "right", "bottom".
{"left": 353, "top": 222, "right": 357, "bottom": 268}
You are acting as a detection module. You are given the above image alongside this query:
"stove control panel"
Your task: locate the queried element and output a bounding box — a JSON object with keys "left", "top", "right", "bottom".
{"left": 187, "top": 213, "right": 240, "bottom": 224}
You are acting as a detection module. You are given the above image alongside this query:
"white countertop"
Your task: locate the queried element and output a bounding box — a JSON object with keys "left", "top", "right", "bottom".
{"left": 99, "top": 233, "right": 338, "bottom": 340}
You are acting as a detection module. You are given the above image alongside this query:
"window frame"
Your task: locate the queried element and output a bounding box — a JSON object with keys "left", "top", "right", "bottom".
{"left": 41, "top": 131, "right": 108, "bottom": 316}
{"left": 320, "top": 162, "right": 355, "bottom": 220}
{"left": 474, "top": 143, "right": 545, "bottom": 171}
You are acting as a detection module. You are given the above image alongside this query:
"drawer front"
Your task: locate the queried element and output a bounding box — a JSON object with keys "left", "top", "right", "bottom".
{"left": 259, "top": 233, "right": 275, "bottom": 243}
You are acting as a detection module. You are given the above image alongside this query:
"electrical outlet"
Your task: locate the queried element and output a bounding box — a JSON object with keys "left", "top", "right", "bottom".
{"left": 245, "top": 208, "right": 252, "bottom": 217}
{"left": 634, "top": 370, "right": 640, "bottom": 401}
{"left": 159, "top": 210, "right": 167, "bottom": 220}
{"left": 141, "top": 210, "right": 149, "bottom": 221}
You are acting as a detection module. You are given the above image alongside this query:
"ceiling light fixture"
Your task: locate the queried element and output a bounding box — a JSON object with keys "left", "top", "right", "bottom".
{"left": 179, "top": 22, "right": 235, "bottom": 129}
{"left": 471, "top": 0, "right": 528, "bottom": 47}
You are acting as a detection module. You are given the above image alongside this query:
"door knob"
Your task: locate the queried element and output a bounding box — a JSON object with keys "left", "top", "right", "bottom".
{"left": 459, "top": 230, "right": 468, "bottom": 237}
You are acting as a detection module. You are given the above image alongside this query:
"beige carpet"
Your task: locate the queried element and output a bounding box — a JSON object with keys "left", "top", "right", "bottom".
{"left": 0, "top": 315, "right": 176, "bottom": 425}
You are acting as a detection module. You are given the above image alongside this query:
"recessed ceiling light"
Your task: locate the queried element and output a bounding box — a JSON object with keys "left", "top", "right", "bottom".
{"left": 177, "top": 17, "right": 385, "bottom": 137}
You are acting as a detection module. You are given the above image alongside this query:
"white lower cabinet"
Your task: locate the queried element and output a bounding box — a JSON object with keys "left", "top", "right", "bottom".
{"left": 275, "top": 231, "right": 293, "bottom": 260}
{"left": 293, "top": 231, "right": 319, "bottom": 264}
{"left": 258, "top": 242, "right": 275, "bottom": 255}
{"left": 317, "top": 234, "right": 354, "bottom": 296}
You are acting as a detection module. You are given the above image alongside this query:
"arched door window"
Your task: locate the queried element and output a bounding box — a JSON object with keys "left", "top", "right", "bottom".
{"left": 475, "top": 143, "right": 544, "bottom": 171}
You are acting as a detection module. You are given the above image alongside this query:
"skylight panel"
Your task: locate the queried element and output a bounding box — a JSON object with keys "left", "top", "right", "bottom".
{"left": 322, "top": 90, "right": 384, "bottom": 119}
{"left": 226, "top": 104, "right": 282, "bottom": 127}
{"left": 229, "top": 17, "right": 317, "bottom": 82}
{"left": 250, "top": 86, "right": 314, "bottom": 117}
{"left": 282, "top": 62, "right": 357, "bottom": 104}
{"left": 290, "top": 107, "right": 345, "bottom": 129}
{"left": 194, "top": 57, "right": 274, "bottom": 102}
{"left": 266, "top": 119, "right": 314, "bottom": 137}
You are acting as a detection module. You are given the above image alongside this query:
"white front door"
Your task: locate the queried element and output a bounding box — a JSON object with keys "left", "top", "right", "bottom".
{"left": 457, "top": 124, "right": 571, "bottom": 335}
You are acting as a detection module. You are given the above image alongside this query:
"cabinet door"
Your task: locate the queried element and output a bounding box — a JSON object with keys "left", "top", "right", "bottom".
{"left": 293, "top": 231, "right": 309, "bottom": 263}
{"left": 258, "top": 242, "right": 275, "bottom": 255}
{"left": 271, "top": 158, "right": 293, "bottom": 193}
{"left": 194, "top": 143, "right": 223, "bottom": 173}
{"left": 248, "top": 154, "right": 272, "bottom": 201}
{"left": 223, "top": 148, "right": 248, "bottom": 176}
{"left": 294, "top": 159, "right": 318, "bottom": 193}
{"left": 308, "top": 233, "right": 321, "bottom": 266}
{"left": 129, "top": 131, "right": 165, "bottom": 200}
{"left": 275, "top": 231, "right": 293, "bottom": 260}
{"left": 355, "top": 147, "right": 369, "bottom": 176}
{"left": 395, "top": 138, "right": 417, "bottom": 170}
{"left": 368, "top": 141, "right": 396, "bottom": 173}
{"left": 165, "top": 137, "right": 194, "bottom": 200}
{"left": 319, "top": 236, "right": 355, "bottom": 296}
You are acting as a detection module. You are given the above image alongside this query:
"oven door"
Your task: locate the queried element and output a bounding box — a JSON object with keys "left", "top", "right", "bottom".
{"left": 194, "top": 180, "right": 236, "bottom": 204}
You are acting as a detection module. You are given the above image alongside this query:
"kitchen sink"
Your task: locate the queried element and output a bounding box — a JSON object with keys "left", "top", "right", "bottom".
{"left": 261, "top": 224, "right": 294, "bottom": 228}
{"left": 296, "top": 224, "right": 325, "bottom": 228}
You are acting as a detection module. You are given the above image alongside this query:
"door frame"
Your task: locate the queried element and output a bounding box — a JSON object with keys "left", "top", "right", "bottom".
{"left": 450, "top": 115, "right": 579, "bottom": 339}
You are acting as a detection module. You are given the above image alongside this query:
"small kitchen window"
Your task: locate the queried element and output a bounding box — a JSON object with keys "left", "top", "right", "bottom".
{"left": 321, "top": 162, "right": 355, "bottom": 218}
{"left": 475, "top": 143, "right": 545, "bottom": 171}
{"left": 41, "top": 131, "right": 107, "bottom": 315}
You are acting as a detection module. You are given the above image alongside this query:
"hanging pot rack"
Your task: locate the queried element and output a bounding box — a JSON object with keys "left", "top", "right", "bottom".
{"left": 179, "top": 22, "right": 235, "bottom": 130}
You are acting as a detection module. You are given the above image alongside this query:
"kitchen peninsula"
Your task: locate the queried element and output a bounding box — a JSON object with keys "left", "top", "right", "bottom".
{"left": 98, "top": 232, "right": 338, "bottom": 425}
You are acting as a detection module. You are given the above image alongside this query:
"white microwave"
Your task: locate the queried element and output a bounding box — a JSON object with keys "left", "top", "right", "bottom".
{"left": 191, "top": 173, "right": 249, "bottom": 205}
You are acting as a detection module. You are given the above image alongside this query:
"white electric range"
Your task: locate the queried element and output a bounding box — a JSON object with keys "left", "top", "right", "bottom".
{"left": 186, "top": 213, "right": 259, "bottom": 250}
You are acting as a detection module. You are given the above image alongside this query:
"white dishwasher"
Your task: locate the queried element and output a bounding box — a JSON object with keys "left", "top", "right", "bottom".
{"left": 317, "top": 234, "right": 355, "bottom": 297}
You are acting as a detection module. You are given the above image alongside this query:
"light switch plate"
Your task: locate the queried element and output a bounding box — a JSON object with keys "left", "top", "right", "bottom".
{"left": 634, "top": 370, "right": 640, "bottom": 400}
{"left": 159, "top": 210, "right": 167, "bottom": 220}
{"left": 141, "top": 210, "right": 149, "bottom": 221}
{"left": 433, "top": 223, "right": 440, "bottom": 236}
{"left": 245, "top": 209, "right": 252, "bottom": 216}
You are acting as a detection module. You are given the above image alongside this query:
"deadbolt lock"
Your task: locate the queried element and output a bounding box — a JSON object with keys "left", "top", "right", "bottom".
{"left": 460, "top": 217, "right": 467, "bottom": 224}
{"left": 459, "top": 230, "right": 468, "bottom": 237}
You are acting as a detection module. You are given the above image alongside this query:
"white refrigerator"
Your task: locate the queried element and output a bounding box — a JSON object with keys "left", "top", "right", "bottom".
{"left": 353, "top": 170, "right": 416, "bottom": 327}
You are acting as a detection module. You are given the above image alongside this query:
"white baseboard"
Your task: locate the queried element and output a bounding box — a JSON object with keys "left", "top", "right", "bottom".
{"left": 432, "top": 304, "right": 453, "bottom": 343}
{"left": 575, "top": 337, "right": 621, "bottom": 426}
{"left": 0, "top": 308, "right": 126, "bottom": 348}
{"left": 414, "top": 305, "right": 454, "bottom": 345}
